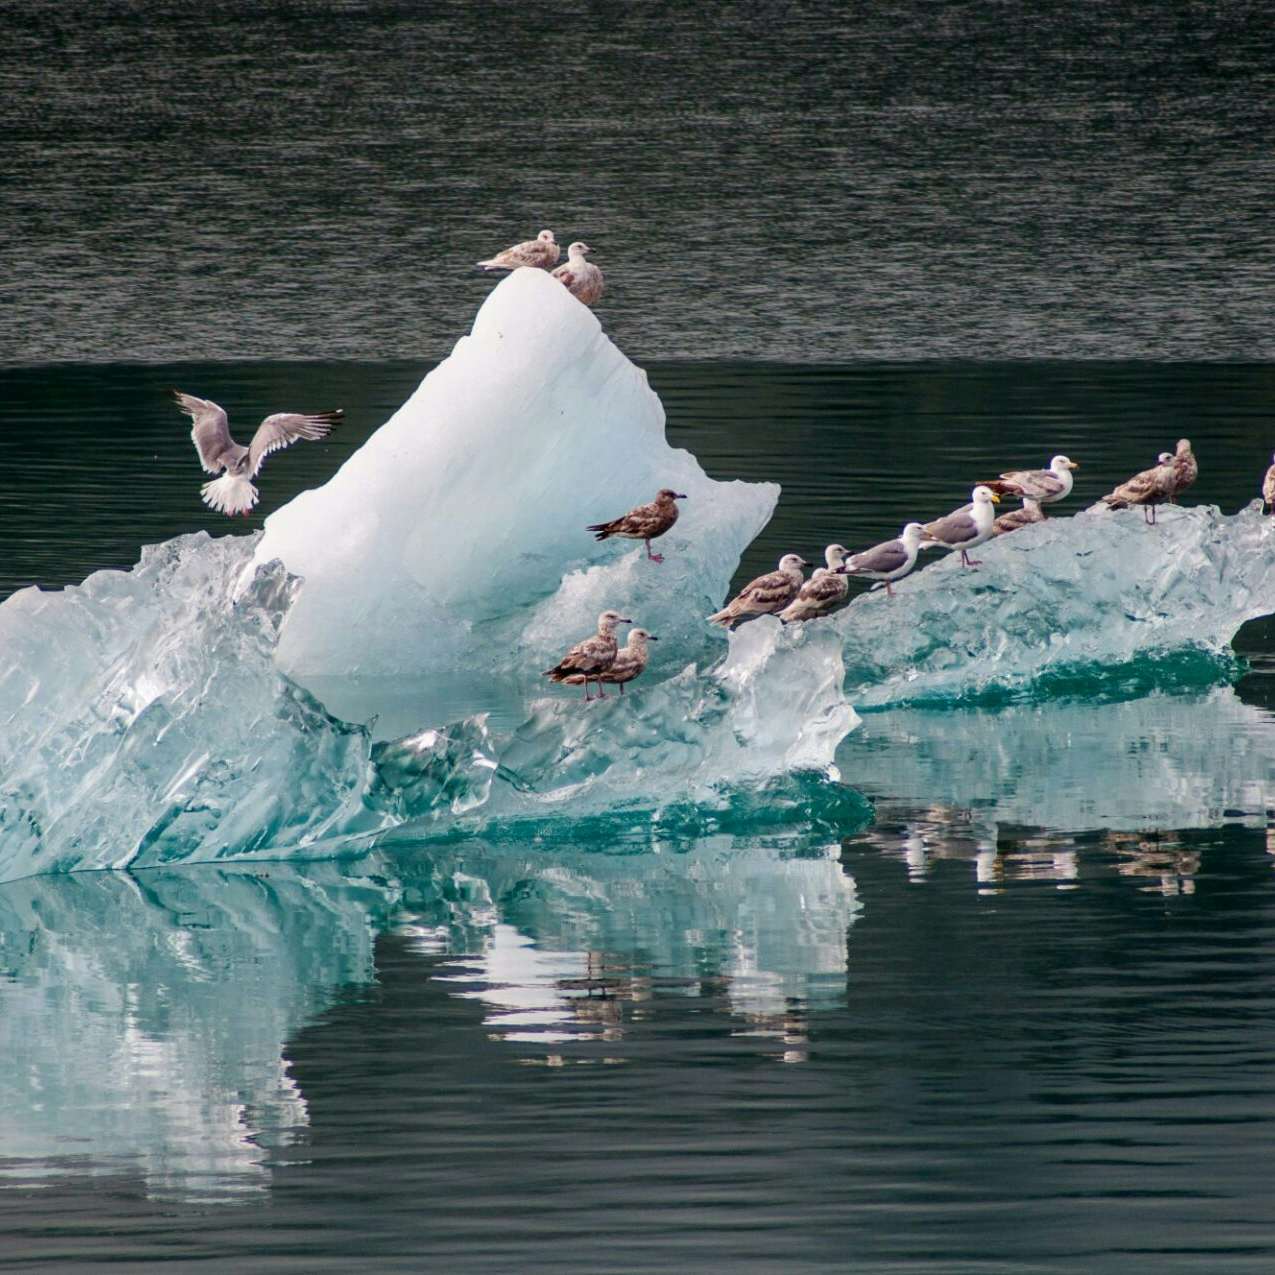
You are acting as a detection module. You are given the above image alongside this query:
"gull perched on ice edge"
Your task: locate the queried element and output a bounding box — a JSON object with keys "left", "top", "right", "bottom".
{"left": 921, "top": 486, "right": 1000, "bottom": 567}
{"left": 562, "top": 628, "right": 657, "bottom": 695}
{"left": 836, "top": 523, "right": 926, "bottom": 596}
{"left": 552, "top": 242, "right": 605, "bottom": 305}
{"left": 708, "top": 554, "right": 807, "bottom": 628}
{"left": 587, "top": 488, "right": 686, "bottom": 562}
{"left": 476, "top": 229, "right": 560, "bottom": 272}
{"left": 778, "top": 545, "right": 850, "bottom": 622}
{"left": 172, "top": 390, "right": 342, "bottom": 517}
{"left": 544, "top": 609, "right": 632, "bottom": 701}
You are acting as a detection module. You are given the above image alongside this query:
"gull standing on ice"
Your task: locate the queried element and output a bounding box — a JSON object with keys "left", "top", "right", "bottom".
{"left": 921, "top": 487, "right": 1001, "bottom": 567}
{"left": 544, "top": 609, "right": 632, "bottom": 701}
{"left": 552, "top": 242, "right": 604, "bottom": 305}
{"left": 562, "top": 628, "right": 656, "bottom": 695}
{"left": 707, "top": 554, "right": 807, "bottom": 628}
{"left": 778, "top": 545, "right": 851, "bottom": 622}
{"left": 981, "top": 455, "right": 1079, "bottom": 505}
{"left": 587, "top": 489, "right": 686, "bottom": 563}
{"left": 1169, "top": 438, "right": 1197, "bottom": 499}
{"left": 991, "top": 495, "right": 1046, "bottom": 537}
{"left": 476, "top": 229, "right": 560, "bottom": 272}
{"left": 836, "top": 522, "right": 926, "bottom": 596}
{"left": 172, "top": 390, "right": 342, "bottom": 517}
{"left": 1098, "top": 453, "right": 1177, "bottom": 523}
{"left": 1262, "top": 453, "right": 1275, "bottom": 512}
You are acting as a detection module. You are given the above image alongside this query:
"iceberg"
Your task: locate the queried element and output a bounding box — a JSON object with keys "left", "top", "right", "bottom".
{"left": 836, "top": 502, "right": 1275, "bottom": 707}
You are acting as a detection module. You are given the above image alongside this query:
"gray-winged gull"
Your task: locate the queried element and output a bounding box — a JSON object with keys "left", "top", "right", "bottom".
{"left": 920, "top": 487, "right": 1001, "bottom": 567}
{"left": 562, "top": 628, "right": 656, "bottom": 695}
{"left": 836, "top": 522, "right": 926, "bottom": 596}
{"left": 476, "top": 229, "right": 560, "bottom": 272}
{"left": 171, "top": 390, "right": 342, "bottom": 517}
{"left": 544, "top": 609, "right": 632, "bottom": 701}
{"left": 587, "top": 489, "right": 686, "bottom": 563}
{"left": 708, "top": 553, "right": 807, "bottom": 628}
{"left": 982, "top": 455, "right": 1078, "bottom": 504}
{"left": 552, "top": 242, "right": 605, "bottom": 305}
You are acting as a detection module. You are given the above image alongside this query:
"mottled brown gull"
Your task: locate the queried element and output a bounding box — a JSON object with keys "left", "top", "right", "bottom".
{"left": 587, "top": 489, "right": 686, "bottom": 563}
{"left": 707, "top": 554, "right": 807, "bottom": 629}
{"left": 920, "top": 487, "right": 1001, "bottom": 567}
{"left": 991, "top": 496, "right": 1045, "bottom": 537}
{"left": 1262, "top": 453, "right": 1275, "bottom": 513}
{"left": 836, "top": 522, "right": 926, "bottom": 596}
{"left": 778, "top": 545, "right": 851, "bottom": 622}
{"left": 544, "top": 609, "right": 632, "bottom": 701}
{"left": 552, "top": 242, "right": 605, "bottom": 305}
{"left": 562, "top": 628, "right": 656, "bottom": 695}
{"left": 981, "top": 455, "right": 1078, "bottom": 505}
{"left": 171, "top": 390, "right": 342, "bottom": 517}
{"left": 1169, "top": 438, "right": 1197, "bottom": 498}
{"left": 1099, "top": 453, "right": 1177, "bottom": 524}
{"left": 476, "top": 229, "right": 560, "bottom": 272}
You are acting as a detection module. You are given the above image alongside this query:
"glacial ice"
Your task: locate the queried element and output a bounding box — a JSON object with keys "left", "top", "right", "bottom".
{"left": 0, "top": 841, "right": 859, "bottom": 1196}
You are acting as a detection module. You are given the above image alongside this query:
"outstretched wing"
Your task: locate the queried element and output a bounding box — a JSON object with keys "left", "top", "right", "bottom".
{"left": 248, "top": 410, "right": 342, "bottom": 477}
{"left": 172, "top": 389, "right": 235, "bottom": 474}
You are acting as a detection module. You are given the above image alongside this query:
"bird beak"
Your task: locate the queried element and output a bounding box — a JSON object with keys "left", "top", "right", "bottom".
{"left": 647, "top": 635, "right": 659, "bottom": 641}
{"left": 676, "top": 492, "right": 688, "bottom": 499}
{"left": 988, "top": 492, "right": 1001, "bottom": 503}
{"left": 620, "top": 617, "right": 633, "bottom": 623}
{"left": 1067, "top": 461, "right": 1079, "bottom": 470}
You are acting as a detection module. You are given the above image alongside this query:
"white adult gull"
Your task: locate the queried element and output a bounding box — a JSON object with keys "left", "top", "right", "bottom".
{"left": 552, "top": 242, "right": 605, "bottom": 305}
{"left": 544, "top": 609, "right": 632, "bottom": 701}
{"left": 836, "top": 522, "right": 926, "bottom": 596}
{"left": 707, "top": 554, "right": 807, "bottom": 628}
{"left": 920, "top": 487, "right": 1001, "bottom": 567}
{"left": 778, "top": 545, "right": 850, "bottom": 622}
{"left": 172, "top": 390, "right": 342, "bottom": 517}
{"left": 476, "top": 229, "right": 560, "bottom": 272}
{"left": 981, "top": 455, "right": 1079, "bottom": 505}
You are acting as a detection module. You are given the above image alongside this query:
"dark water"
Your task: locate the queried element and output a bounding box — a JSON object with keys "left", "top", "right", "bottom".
{"left": 4, "top": 359, "right": 1275, "bottom": 1270}
{"left": 3, "top": 1, "right": 1273, "bottom": 364}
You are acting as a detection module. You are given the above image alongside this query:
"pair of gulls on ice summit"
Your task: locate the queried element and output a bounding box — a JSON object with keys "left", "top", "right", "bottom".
{"left": 476, "top": 229, "right": 605, "bottom": 305}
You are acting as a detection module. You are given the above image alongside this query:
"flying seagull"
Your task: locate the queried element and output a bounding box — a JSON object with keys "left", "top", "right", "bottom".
{"left": 544, "top": 609, "right": 631, "bottom": 701}
{"left": 561, "top": 628, "right": 656, "bottom": 695}
{"left": 552, "top": 242, "right": 605, "bottom": 305}
{"left": 920, "top": 486, "right": 1001, "bottom": 567}
{"left": 836, "top": 522, "right": 926, "bottom": 596}
{"left": 778, "top": 545, "right": 851, "bottom": 622}
{"left": 981, "top": 455, "right": 1078, "bottom": 505}
{"left": 476, "top": 229, "right": 560, "bottom": 272}
{"left": 587, "top": 489, "right": 686, "bottom": 563}
{"left": 708, "top": 554, "right": 807, "bottom": 628}
{"left": 171, "top": 390, "right": 342, "bottom": 517}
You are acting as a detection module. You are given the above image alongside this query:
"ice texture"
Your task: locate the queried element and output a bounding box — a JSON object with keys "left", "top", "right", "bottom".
{"left": 0, "top": 842, "right": 858, "bottom": 1196}
{"left": 836, "top": 502, "right": 1275, "bottom": 707}
{"left": 252, "top": 267, "right": 777, "bottom": 693}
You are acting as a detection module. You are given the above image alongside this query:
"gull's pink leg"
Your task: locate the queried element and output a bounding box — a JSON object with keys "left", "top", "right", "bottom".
{"left": 646, "top": 540, "right": 664, "bottom": 565}
{"left": 886, "top": 581, "right": 894, "bottom": 598}
{"left": 618, "top": 681, "right": 625, "bottom": 696}
{"left": 961, "top": 550, "right": 982, "bottom": 568}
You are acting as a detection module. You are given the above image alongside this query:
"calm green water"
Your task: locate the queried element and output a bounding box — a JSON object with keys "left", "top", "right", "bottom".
{"left": 3, "top": 359, "right": 1275, "bottom": 1271}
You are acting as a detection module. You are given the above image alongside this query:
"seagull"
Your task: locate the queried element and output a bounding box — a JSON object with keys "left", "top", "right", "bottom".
{"left": 778, "top": 545, "right": 851, "bottom": 622}
{"left": 476, "top": 229, "right": 560, "bottom": 272}
{"left": 991, "top": 495, "right": 1046, "bottom": 537}
{"left": 587, "top": 489, "right": 686, "bottom": 563}
{"left": 981, "top": 455, "right": 1079, "bottom": 505}
{"left": 544, "top": 609, "right": 631, "bottom": 701}
{"left": 920, "top": 487, "right": 1001, "bottom": 567}
{"left": 171, "top": 390, "right": 342, "bottom": 517}
{"left": 1169, "top": 438, "right": 1197, "bottom": 498}
{"left": 836, "top": 522, "right": 926, "bottom": 596}
{"left": 707, "top": 554, "right": 807, "bottom": 628}
{"left": 552, "top": 242, "right": 604, "bottom": 305}
{"left": 561, "top": 628, "right": 656, "bottom": 695}
{"left": 1262, "top": 453, "right": 1275, "bottom": 512}
{"left": 1098, "top": 453, "right": 1176, "bottom": 523}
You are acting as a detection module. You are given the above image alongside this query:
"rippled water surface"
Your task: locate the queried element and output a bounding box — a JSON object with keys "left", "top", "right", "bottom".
{"left": 4, "top": 358, "right": 1275, "bottom": 1270}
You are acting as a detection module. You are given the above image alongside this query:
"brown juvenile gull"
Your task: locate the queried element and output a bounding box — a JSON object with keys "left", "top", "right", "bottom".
{"left": 836, "top": 522, "right": 926, "bottom": 596}
{"left": 1099, "top": 453, "right": 1176, "bottom": 524}
{"left": 991, "top": 495, "right": 1046, "bottom": 537}
{"left": 1169, "top": 438, "right": 1197, "bottom": 499}
{"left": 476, "top": 229, "right": 560, "bottom": 272}
{"left": 171, "top": 390, "right": 342, "bottom": 517}
{"left": 587, "top": 489, "right": 686, "bottom": 563}
{"left": 778, "top": 545, "right": 851, "bottom": 622}
{"left": 544, "top": 609, "right": 632, "bottom": 702}
{"left": 708, "top": 554, "right": 807, "bottom": 629}
{"left": 552, "top": 242, "right": 605, "bottom": 305}
{"left": 981, "top": 455, "right": 1079, "bottom": 505}
{"left": 1262, "top": 452, "right": 1275, "bottom": 512}
{"left": 920, "top": 487, "right": 1001, "bottom": 567}
{"left": 562, "top": 628, "right": 656, "bottom": 696}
